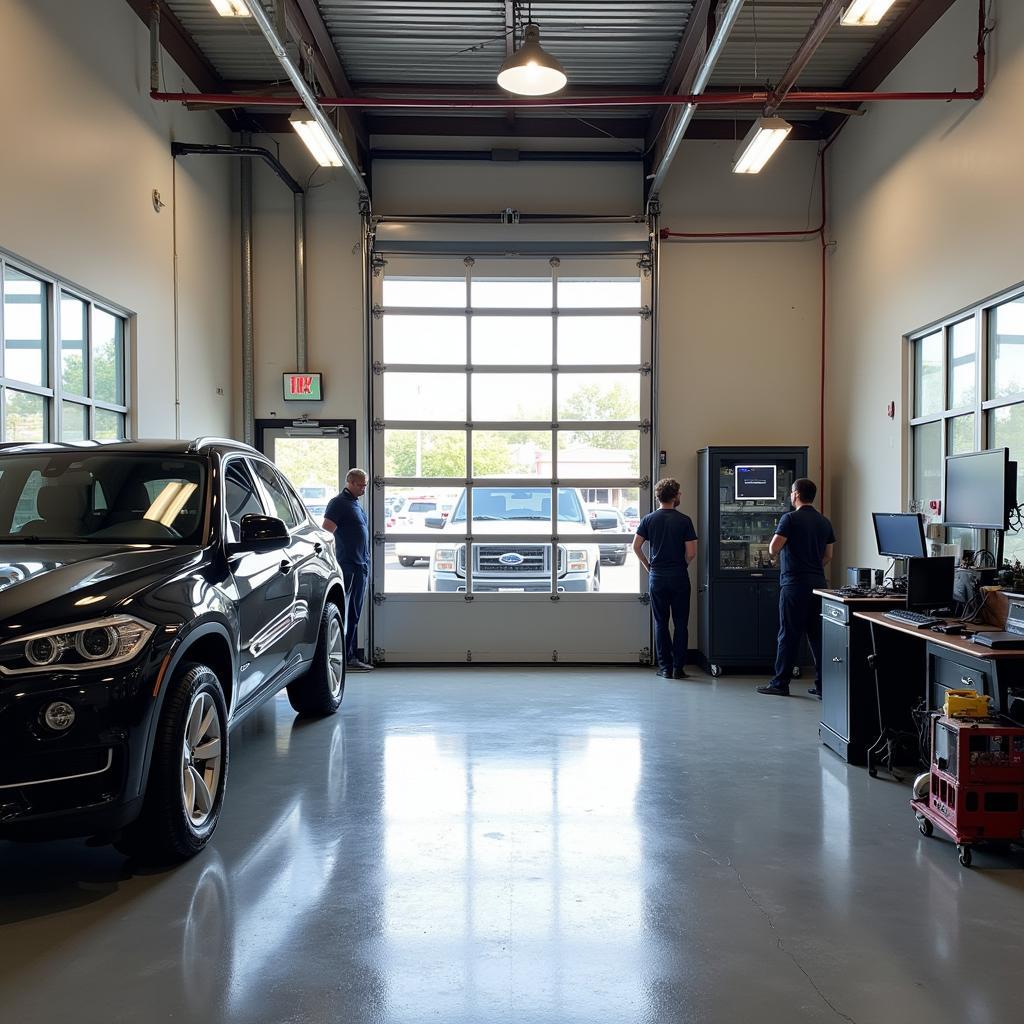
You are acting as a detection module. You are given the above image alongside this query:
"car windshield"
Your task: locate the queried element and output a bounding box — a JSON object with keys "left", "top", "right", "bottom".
{"left": 451, "top": 487, "right": 584, "bottom": 523}
{"left": 0, "top": 452, "right": 207, "bottom": 544}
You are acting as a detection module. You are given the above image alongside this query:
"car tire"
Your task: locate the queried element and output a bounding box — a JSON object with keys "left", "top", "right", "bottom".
{"left": 287, "top": 601, "right": 346, "bottom": 716}
{"left": 399, "top": 556, "right": 416, "bottom": 567}
{"left": 117, "top": 663, "right": 229, "bottom": 862}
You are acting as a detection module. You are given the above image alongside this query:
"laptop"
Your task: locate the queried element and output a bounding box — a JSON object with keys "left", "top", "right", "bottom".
{"left": 974, "top": 598, "right": 1024, "bottom": 648}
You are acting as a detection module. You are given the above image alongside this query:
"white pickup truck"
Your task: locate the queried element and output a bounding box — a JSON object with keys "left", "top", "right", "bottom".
{"left": 427, "top": 486, "right": 601, "bottom": 593}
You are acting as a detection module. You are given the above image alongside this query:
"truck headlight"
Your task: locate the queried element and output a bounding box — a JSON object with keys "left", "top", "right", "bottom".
{"left": 0, "top": 615, "right": 157, "bottom": 675}
{"left": 566, "top": 549, "right": 589, "bottom": 573}
{"left": 433, "top": 548, "right": 459, "bottom": 572}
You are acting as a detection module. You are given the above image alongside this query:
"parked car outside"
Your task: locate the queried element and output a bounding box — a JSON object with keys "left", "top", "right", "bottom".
{"left": 394, "top": 495, "right": 457, "bottom": 566}
{"left": 587, "top": 504, "right": 630, "bottom": 565}
{"left": 0, "top": 438, "right": 347, "bottom": 861}
{"left": 623, "top": 505, "right": 641, "bottom": 531}
{"left": 428, "top": 487, "right": 600, "bottom": 592}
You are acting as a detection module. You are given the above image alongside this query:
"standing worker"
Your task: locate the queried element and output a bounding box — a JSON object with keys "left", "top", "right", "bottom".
{"left": 323, "top": 469, "right": 374, "bottom": 672}
{"left": 633, "top": 478, "right": 698, "bottom": 679}
{"left": 756, "top": 477, "right": 835, "bottom": 697}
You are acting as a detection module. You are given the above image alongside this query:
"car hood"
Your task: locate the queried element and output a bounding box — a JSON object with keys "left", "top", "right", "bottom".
{"left": 0, "top": 543, "right": 202, "bottom": 625}
{"left": 446, "top": 520, "right": 596, "bottom": 536}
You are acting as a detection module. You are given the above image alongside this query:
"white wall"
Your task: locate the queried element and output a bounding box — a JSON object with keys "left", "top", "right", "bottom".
{"left": 828, "top": 0, "right": 1024, "bottom": 568}
{"left": 0, "top": 0, "right": 233, "bottom": 439}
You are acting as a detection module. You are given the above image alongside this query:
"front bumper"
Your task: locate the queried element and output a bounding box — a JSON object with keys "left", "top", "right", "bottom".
{"left": 430, "top": 573, "right": 593, "bottom": 593}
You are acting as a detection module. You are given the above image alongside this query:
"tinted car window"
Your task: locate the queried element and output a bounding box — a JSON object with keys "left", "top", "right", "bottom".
{"left": 251, "top": 460, "right": 300, "bottom": 529}
{"left": 224, "top": 460, "right": 265, "bottom": 542}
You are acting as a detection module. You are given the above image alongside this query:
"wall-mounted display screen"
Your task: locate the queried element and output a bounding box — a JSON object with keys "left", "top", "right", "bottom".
{"left": 735, "top": 465, "right": 776, "bottom": 501}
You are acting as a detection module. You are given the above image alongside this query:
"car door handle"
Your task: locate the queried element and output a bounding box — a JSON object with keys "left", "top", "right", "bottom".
{"left": 279, "top": 559, "right": 293, "bottom": 575}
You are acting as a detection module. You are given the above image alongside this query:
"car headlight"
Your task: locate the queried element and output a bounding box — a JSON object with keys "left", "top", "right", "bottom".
{"left": 566, "top": 548, "right": 589, "bottom": 573}
{"left": 433, "top": 548, "right": 459, "bottom": 572}
{"left": 0, "top": 615, "right": 157, "bottom": 675}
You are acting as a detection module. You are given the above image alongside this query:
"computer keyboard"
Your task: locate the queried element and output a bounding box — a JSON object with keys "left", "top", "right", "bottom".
{"left": 884, "top": 609, "right": 943, "bottom": 628}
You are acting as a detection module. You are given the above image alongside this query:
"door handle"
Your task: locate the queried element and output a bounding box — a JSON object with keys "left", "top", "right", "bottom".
{"left": 279, "top": 559, "right": 293, "bottom": 575}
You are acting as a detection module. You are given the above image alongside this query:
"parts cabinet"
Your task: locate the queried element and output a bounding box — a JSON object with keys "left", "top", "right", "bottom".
{"left": 696, "top": 445, "right": 807, "bottom": 676}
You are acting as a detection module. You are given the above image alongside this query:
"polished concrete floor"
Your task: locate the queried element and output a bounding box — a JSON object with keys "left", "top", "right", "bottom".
{"left": 2, "top": 668, "right": 1024, "bottom": 1023}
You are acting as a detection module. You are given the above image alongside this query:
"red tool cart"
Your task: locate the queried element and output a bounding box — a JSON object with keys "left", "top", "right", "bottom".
{"left": 911, "top": 714, "right": 1024, "bottom": 867}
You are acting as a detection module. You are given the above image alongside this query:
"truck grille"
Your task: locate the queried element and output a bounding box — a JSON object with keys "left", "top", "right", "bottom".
{"left": 473, "top": 544, "right": 562, "bottom": 576}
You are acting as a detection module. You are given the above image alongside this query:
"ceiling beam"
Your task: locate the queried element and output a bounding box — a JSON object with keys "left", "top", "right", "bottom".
{"left": 766, "top": 0, "right": 846, "bottom": 113}
{"left": 503, "top": 1, "right": 516, "bottom": 127}
{"left": 360, "top": 114, "right": 653, "bottom": 141}
{"left": 817, "top": 0, "right": 960, "bottom": 137}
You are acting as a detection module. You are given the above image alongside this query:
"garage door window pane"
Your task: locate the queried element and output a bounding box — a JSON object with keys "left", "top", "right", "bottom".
{"left": 912, "top": 421, "right": 941, "bottom": 505}
{"left": 4, "top": 267, "right": 47, "bottom": 387}
{"left": 947, "top": 414, "right": 974, "bottom": 456}
{"left": 948, "top": 318, "right": 976, "bottom": 408}
{"left": 92, "top": 308, "right": 124, "bottom": 405}
{"left": 472, "top": 431, "right": 550, "bottom": 477}
{"left": 61, "top": 401, "right": 88, "bottom": 441}
{"left": 472, "top": 278, "right": 552, "bottom": 309}
{"left": 384, "top": 373, "right": 466, "bottom": 421}
{"left": 558, "top": 431, "right": 640, "bottom": 478}
{"left": 5, "top": 390, "right": 47, "bottom": 442}
{"left": 558, "top": 374, "right": 640, "bottom": 421}
{"left": 471, "top": 374, "right": 551, "bottom": 421}
{"left": 914, "top": 331, "right": 942, "bottom": 417}
{"left": 472, "top": 317, "right": 552, "bottom": 365}
{"left": 989, "top": 297, "right": 1024, "bottom": 399}
{"left": 94, "top": 408, "right": 124, "bottom": 440}
{"left": 558, "top": 317, "right": 640, "bottom": 365}
{"left": 385, "top": 430, "right": 466, "bottom": 477}
{"left": 558, "top": 278, "right": 641, "bottom": 309}
{"left": 383, "top": 277, "right": 465, "bottom": 308}
{"left": 383, "top": 316, "right": 465, "bottom": 364}
{"left": 60, "top": 294, "right": 88, "bottom": 396}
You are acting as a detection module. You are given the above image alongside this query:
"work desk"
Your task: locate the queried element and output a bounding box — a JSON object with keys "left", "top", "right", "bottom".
{"left": 853, "top": 611, "right": 1024, "bottom": 660}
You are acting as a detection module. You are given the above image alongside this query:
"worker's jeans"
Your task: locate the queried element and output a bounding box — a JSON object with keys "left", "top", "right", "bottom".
{"left": 649, "top": 572, "right": 691, "bottom": 672}
{"left": 340, "top": 563, "right": 368, "bottom": 662}
{"left": 770, "top": 583, "right": 822, "bottom": 689}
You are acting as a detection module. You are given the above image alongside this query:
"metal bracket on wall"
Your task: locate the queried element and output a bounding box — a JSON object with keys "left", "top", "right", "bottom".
{"left": 371, "top": 304, "right": 383, "bottom": 320}
{"left": 372, "top": 361, "right": 385, "bottom": 375}
{"left": 640, "top": 646, "right": 653, "bottom": 664}
{"left": 464, "top": 593, "right": 474, "bottom": 602}
{"left": 372, "top": 418, "right": 385, "bottom": 433}
{"left": 500, "top": 209, "right": 520, "bottom": 225}
{"left": 552, "top": 650, "right": 559, "bottom": 662}
{"left": 464, "top": 256, "right": 475, "bottom": 268}
{"left": 373, "top": 531, "right": 386, "bottom": 544}
{"left": 639, "top": 420, "right": 652, "bottom": 434}
{"left": 639, "top": 476, "right": 651, "bottom": 488}
{"left": 637, "top": 253, "right": 653, "bottom": 275}
{"left": 373, "top": 475, "right": 385, "bottom": 489}
{"left": 550, "top": 593, "right": 560, "bottom": 601}
{"left": 370, "top": 253, "right": 386, "bottom": 277}
{"left": 639, "top": 592, "right": 650, "bottom": 605}
{"left": 373, "top": 646, "right": 386, "bottom": 663}
{"left": 640, "top": 306, "right": 652, "bottom": 321}
{"left": 466, "top": 649, "right": 473, "bottom": 662}
{"left": 549, "top": 257, "right": 560, "bottom": 268}
{"left": 373, "top": 592, "right": 385, "bottom": 605}
{"left": 639, "top": 362, "right": 652, "bottom": 376}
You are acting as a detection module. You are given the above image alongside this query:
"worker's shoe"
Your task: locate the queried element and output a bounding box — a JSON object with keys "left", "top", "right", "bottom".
{"left": 655, "top": 667, "right": 673, "bottom": 678}
{"left": 807, "top": 686, "right": 823, "bottom": 699}
{"left": 347, "top": 658, "right": 374, "bottom": 671}
{"left": 755, "top": 683, "right": 790, "bottom": 696}
{"left": 673, "top": 668, "right": 688, "bottom": 679}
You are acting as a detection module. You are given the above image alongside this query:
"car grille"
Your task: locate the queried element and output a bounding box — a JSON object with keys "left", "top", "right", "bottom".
{"left": 471, "top": 544, "right": 564, "bottom": 576}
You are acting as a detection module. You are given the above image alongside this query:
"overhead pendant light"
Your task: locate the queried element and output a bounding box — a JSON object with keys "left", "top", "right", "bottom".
{"left": 288, "top": 108, "right": 344, "bottom": 167}
{"left": 840, "top": 0, "right": 897, "bottom": 26}
{"left": 732, "top": 116, "right": 793, "bottom": 174}
{"left": 209, "top": 0, "right": 251, "bottom": 15}
{"left": 497, "top": 23, "right": 567, "bottom": 96}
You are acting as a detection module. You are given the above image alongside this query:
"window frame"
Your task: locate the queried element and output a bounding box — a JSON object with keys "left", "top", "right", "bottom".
{"left": 0, "top": 247, "right": 132, "bottom": 444}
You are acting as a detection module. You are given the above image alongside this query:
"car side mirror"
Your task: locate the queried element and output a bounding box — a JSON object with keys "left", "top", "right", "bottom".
{"left": 231, "top": 513, "right": 290, "bottom": 553}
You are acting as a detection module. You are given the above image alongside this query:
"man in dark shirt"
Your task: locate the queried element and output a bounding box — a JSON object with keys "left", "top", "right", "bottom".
{"left": 633, "top": 478, "right": 698, "bottom": 679}
{"left": 323, "top": 468, "right": 373, "bottom": 671}
{"left": 756, "top": 477, "right": 835, "bottom": 697}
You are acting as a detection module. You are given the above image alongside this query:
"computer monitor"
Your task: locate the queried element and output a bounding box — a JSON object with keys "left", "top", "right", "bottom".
{"left": 735, "top": 465, "right": 776, "bottom": 501}
{"left": 944, "top": 448, "right": 1016, "bottom": 530}
{"left": 872, "top": 512, "right": 927, "bottom": 559}
{"left": 906, "top": 556, "right": 955, "bottom": 611}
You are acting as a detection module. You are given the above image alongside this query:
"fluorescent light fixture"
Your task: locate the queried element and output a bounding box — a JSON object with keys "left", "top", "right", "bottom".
{"left": 210, "top": 0, "right": 250, "bottom": 15}
{"left": 288, "top": 108, "right": 344, "bottom": 167}
{"left": 732, "top": 116, "right": 793, "bottom": 174}
{"left": 497, "top": 24, "right": 567, "bottom": 96}
{"left": 840, "top": 0, "right": 897, "bottom": 26}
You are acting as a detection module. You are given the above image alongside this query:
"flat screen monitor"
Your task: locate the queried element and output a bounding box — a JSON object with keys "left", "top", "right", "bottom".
{"left": 906, "top": 556, "right": 955, "bottom": 611}
{"left": 944, "top": 448, "right": 1015, "bottom": 529}
{"left": 872, "top": 512, "right": 927, "bottom": 559}
{"left": 735, "top": 465, "right": 776, "bottom": 501}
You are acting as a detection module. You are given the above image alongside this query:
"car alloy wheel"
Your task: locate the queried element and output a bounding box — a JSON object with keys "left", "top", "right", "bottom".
{"left": 180, "top": 690, "right": 224, "bottom": 828}
{"left": 327, "top": 613, "right": 345, "bottom": 699}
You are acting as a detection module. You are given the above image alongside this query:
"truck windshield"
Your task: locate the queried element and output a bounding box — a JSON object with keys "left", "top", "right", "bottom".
{"left": 0, "top": 452, "right": 206, "bottom": 544}
{"left": 450, "top": 487, "right": 584, "bottom": 523}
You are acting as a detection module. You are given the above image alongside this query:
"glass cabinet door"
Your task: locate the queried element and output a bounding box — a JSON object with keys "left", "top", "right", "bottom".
{"left": 716, "top": 460, "right": 798, "bottom": 573}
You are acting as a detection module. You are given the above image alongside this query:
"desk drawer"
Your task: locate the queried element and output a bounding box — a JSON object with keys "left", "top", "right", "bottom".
{"left": 931, "top": 654, "right": 989, "bottom": 694}
{"left": 821, "top": 600, "right": 849, "bottom": 625}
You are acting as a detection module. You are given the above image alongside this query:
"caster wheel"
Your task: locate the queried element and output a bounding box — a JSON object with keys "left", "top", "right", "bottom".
{"left": 957, "top": 845, "right": 973, "bottom": 867}
{"left": 917, "top": 815, "right": 933, "bottom": 837}
{"left": 791, "top": 666, "right": 802, "bottom": 678}
{"left": 709, "top": 664, "right": 723, "bottom": 678}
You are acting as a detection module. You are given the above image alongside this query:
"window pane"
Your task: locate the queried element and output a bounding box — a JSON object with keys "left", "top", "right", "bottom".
{"left": 387, "top": 539, "right": 456, "bottom": 592}
{"left": 386, "top": 489, "right": 462, "bottom": 536}
{"left": 60, "top": 293, "right": 88, "bottom": 396}
{"left": 948, "top": 318, "right": 976, "bottom": 408}
{"left": 471, "top": 317, "right": 552, "bottom": 365}
{"left": 558, "top": 316, "right": 641, "bottom": 365}
{"left": 471, "top": 278, "right": 552, "bottom": 309}
{"left": 914, "top": 331, "right": 942, "bottom": 417}
{"left": 383, "top": 315, "right": 465, "bottom": 364}
{"left": 61, "top": 401, "right": 88, "bottom": 442}
{"left": 4, "top": 267, "right": 47, "bottom": 387}
{"left": 472, "top": 430, "right": 550, "bottom": 477}
{"left": 94, "top": 408, "right": 124, "bottom": 440}
{"left": 989, "top": 296, "right": 1024, "bottom": 399}
{"left": 92, "top": 308, "right": 125, "bottom": 405}
{"left": 558, "top": 278, "right": 641, "bottom": 309}
{"left": 383, "top": 277, "right": 465, "bottom": 308}
{"left": 558, "top": 431, "right": 640, "bottom": 478}
{"left": 385, "top": 430, "right": 466, "bottom": 477}
{"left": 988, "top": 406, "right": 1024, "bottom": 541}
{"left": 5, "top": 390, "right": 47, "bottom": 441}
{"left": 947, "top": 414, "right": 974, "bottom": 455}
{"left": 384, "top": 373, "right": 466, "bottom": 421}
{"left": 912, "top": 421, "right": 941, "bottom": 504}
{"left": 558, "top": 374, "right": 640, "bottom": 421}
{"left": 252, "top": 461, "right": 300, "bottom": 528}
{"left": 272, "top": 438, "right": 340, "bottom": 518}
{"left": 471, "top": 374, "right": 551, "bottom": 421}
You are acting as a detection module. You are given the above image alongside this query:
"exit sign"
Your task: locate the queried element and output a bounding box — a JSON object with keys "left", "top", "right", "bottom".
{"left": 283, "top": 372, "right": 323, "bottom": 401}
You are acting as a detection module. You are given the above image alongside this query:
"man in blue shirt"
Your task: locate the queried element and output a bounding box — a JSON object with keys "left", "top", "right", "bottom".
{"left": 756, "top": 477, "right": 835, "bottom": 697}
{"left": 633, "top": 478, "right": 698, "bottom": 679}
{"left": 323, "top": 468, "right": 373, "bottom": 671}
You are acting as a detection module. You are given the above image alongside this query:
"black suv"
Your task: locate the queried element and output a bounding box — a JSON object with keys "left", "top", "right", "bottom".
{"left": 0, "top": 438, "right": 347, "bottom": 859}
